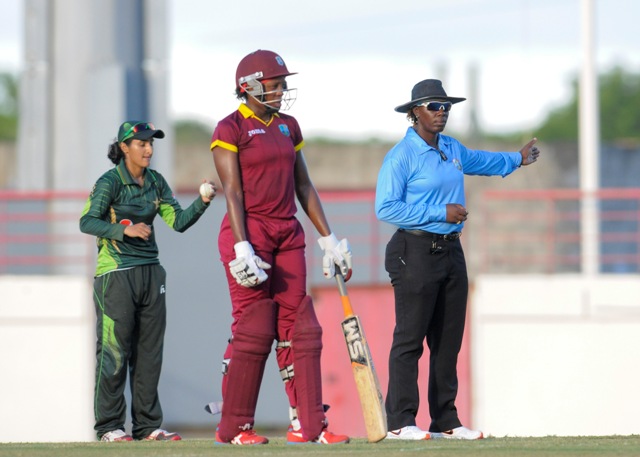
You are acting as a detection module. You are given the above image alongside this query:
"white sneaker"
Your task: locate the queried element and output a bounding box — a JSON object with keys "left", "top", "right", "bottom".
{"left": 143, "top": 428, "right": 182, "bottom": 441}
{"left": 431, "top": 426, "right": 483, "bottom": 440}
{"left": 100, "top": 429, "right": 133, "bottom": 442}
{"left": 386, "top": 425, "right": 430, "bottom": 440}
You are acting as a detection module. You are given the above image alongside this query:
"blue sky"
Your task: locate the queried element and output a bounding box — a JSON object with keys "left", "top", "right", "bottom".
{"left": 1, "top": 0, "right": 639, "bottom": 140}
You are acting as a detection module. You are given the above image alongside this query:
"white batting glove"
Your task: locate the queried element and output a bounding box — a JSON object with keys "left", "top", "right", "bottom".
{"left": 228, "top": 241, "right": 271, "bottom": 288}
{"left": 317, "top": 233, "right": 353, "bottom": 281}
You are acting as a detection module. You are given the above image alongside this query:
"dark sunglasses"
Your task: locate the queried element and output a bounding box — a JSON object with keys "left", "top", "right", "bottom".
{"left": 419, "top": 101, "right": 452, "bottom": 112}
{"left": 121, "top": 122, "right": 156, "bottom": 140}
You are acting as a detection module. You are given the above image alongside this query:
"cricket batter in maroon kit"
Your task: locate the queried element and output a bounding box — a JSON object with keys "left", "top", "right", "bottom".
{"left": 210, "top": 49, "right": 353, "bottom": 446}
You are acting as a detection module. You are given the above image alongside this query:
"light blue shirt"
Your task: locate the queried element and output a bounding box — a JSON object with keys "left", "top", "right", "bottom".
{"left": 375, "top": 127, "right": 522, "bottom": 234}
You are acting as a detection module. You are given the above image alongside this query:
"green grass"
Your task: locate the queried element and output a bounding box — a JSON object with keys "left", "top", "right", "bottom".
{"left": 2, "top": 436, "right": 640, "bottom": 457}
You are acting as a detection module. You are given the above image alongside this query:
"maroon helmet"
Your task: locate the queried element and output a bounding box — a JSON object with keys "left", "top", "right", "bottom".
{"left": 235, "top": 50, "right": 297, "bottom": 91}
{"left": 235, "top": 50, "right": 298, "bottom": 111}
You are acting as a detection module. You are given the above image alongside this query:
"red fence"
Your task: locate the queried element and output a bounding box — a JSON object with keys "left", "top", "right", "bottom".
{"left": 1, "top": 188, "right": 640, "bottom": 277}
{"left": 478, "top": 188, "right": 640, "bottom": 274}
{"left": 0, "top": 190, "right": 93, "bottom": 275}
{"left": 303, "top": 190, "right": 394, "bottom": 285}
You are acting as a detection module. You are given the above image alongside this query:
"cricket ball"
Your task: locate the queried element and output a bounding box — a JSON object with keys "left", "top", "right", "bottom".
{"left": 199, "top": 182, "right": 216, "bottom": 199}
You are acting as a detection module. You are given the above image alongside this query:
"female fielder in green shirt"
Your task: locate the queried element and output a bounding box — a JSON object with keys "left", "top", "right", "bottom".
{"left": 80, "top": 121, "right": 216, "bottom": 442}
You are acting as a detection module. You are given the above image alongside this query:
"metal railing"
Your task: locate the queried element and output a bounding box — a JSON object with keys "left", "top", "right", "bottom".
{"left": 2, "top": 188, "right": 639, "bottom": 278}
{"left": 478, "top": 188, "right": 640, "bottom": 274}
{"left": 0, "top": 190, "right": 93, "bottom": 275}
{"left": 304, "top": 190, "right": 396, "bottom": 285}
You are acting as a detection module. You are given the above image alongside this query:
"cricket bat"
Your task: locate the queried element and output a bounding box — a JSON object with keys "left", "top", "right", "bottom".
{"left": 334, "top": 272, "right": 387, "bottom": 443}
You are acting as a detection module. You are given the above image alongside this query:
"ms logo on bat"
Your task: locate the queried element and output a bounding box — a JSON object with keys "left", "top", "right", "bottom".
{"left": 342, "top": 317, "right": 367, "bottom": 365}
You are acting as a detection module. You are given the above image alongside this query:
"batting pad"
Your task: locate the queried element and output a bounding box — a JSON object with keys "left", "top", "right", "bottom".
{"left": 216, "top": 299, "right": 276, "bottom": 442}
{"left": 292, "top": 295, "right": 325, "bottom": 441}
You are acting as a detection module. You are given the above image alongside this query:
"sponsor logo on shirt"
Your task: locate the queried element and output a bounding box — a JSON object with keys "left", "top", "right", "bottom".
{"left": 247, "top": 128, "right": 266, "bottom": 137}
{"left": 278, "top": 124, "right": 290, "bottom": 137}
{"left": 453, "top": 158, "right": 463, "bottom": 171}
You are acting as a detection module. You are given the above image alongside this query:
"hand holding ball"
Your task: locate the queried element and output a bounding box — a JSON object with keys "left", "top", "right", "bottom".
{"left": 199, "top": 182, "right": 216, "bottom": 200}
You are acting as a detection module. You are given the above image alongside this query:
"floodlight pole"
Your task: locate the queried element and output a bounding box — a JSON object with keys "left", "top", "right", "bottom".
{"left": 579, "top": 0, "right": 600, "bottom": 276}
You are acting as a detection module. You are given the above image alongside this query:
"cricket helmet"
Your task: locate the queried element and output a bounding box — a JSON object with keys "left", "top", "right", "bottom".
{"left": 235, "top": 50, "right": 297, "bottom": 91}
{"left": 235, "top": 50, "right": 298, "bottom": 111}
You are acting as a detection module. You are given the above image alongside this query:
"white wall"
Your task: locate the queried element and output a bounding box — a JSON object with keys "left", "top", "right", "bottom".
{"left": 3, "top": 272, "right": 639, "bottom": 441}
{"left": 0, "top": 276, "right": 95, "bottom": 442}
{"left": 471, "top": 274, "right": 640, "bottom": 437}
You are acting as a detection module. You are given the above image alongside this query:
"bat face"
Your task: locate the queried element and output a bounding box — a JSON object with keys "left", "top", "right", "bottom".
{"left": 341, "top": 315, "right": 387, "bottom": 442}
{"left": 335, "top": 274, "right": 387, "bottom": 442}
{"left": 342, "top": 316, "right": 368, "bottom": 365}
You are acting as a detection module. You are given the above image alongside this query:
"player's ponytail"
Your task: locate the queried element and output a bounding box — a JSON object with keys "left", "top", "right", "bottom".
{"left": 107, "top": 140, "right": 125, "bottom": 165}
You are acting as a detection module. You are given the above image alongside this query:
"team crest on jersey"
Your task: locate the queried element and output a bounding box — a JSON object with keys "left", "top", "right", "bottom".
{"left": 278, "top": 124, "right": 290, "bottom": 137}
{"left": 453, "top": 158, "right": 463, "bottom": 171}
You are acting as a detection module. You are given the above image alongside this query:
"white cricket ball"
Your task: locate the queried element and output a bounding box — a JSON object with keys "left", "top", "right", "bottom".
{"left": 199, "top": 182, "right": 216, "bottom": 199}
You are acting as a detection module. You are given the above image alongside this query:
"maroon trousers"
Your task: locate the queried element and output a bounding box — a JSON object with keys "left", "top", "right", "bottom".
{"left": 216, "top": 215, "right": 325, "bottom": 440}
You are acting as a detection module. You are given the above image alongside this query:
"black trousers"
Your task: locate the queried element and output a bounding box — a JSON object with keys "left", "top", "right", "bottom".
{"left": 92, "top": 264, "right": 167, "bottom": 440}
{"left": 384, "top": 229, "right": 468, "bottom": 432}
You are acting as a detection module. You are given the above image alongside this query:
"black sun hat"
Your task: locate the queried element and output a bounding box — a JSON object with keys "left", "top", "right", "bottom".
{"left": 394, "top": 79, "right": 466, "bottom": 113}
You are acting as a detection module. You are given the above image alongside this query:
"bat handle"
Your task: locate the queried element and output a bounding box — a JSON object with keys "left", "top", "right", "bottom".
{"left": 334, "top": 272, "right": 355, "bottom": 317}
{"left": 335, "top": 271, "right": 347, "bottom": 295}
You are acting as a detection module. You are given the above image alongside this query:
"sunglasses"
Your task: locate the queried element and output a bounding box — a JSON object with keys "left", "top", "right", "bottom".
{"left": 121, "top": 122, "right": 156, "bottom": 141}
{"left": 419, "top": 101, "right": 452, "bottom": 112}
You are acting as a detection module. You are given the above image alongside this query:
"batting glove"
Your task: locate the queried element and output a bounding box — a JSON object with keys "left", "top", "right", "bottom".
{"left": 317, "top": 233, "right": 353, "bottom": 281}
{"left": 228, "top": 241, "right": 271, "bottom": 288}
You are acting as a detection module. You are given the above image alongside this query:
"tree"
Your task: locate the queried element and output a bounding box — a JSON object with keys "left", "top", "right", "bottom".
{"left": 174, "top": 119, "right": 213, "bottom": 146}
{"left": 599, "top": 67, "right": 640, "bottom": 142}
{"left": 0, "top": 72, "right": 18, "bottom": 141}
{"left": 536, "top": 66, "right": 640, "bottom": 144}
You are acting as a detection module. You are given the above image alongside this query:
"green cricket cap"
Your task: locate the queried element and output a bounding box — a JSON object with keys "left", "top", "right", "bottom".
{"left": 117, "top": 121, "right": 165, "bottom": 143}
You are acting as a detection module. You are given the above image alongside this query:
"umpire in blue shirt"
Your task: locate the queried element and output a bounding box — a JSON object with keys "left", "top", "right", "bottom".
{"left": 375, "top": 79, "right": 540, "bottom": 441}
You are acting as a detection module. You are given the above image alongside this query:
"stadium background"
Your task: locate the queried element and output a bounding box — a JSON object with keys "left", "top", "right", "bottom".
{"left": 1, "top": 0, "right": 639, "bottom": 442}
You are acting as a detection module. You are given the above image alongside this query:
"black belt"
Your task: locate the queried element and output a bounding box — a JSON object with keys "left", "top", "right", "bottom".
{"left": 399, "top": 229, "right": 461, "bottom": 241}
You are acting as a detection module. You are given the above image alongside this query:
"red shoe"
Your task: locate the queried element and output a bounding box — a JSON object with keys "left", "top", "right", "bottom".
{"left": 215, "top": 429, "right": 269, "bottom": 445}
{"left": 287, "top": 425, "right": 350, "bottom": 445}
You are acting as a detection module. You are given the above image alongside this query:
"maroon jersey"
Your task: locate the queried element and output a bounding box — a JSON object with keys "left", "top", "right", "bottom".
{"left": 211, "top": 104, "right": 305, "bottom": 219}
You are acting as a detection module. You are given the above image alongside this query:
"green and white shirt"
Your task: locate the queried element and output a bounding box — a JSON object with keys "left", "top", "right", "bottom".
{"left": 80, "top": 161, "right": 209, "bottom": 276}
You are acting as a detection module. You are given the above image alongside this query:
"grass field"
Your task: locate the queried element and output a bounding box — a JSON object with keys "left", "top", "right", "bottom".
{"left": 2, "top": 436, "right": 640, "bottom": 457}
